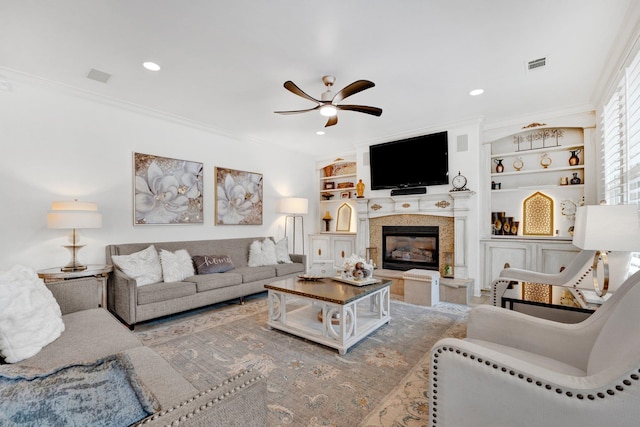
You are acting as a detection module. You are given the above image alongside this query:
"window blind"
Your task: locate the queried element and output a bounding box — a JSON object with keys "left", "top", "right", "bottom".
{"left": 601, "top": 47, "right": 640, "bottom": 272}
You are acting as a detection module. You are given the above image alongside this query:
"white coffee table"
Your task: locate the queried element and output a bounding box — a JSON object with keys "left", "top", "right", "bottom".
{"left": 264, "top": 277, "right": 391, "bottom": 355}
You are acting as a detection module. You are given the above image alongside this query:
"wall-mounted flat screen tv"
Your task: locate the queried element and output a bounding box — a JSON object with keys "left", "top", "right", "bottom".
{"left": 369, "top": 131, "right": 449, "bottom": 190}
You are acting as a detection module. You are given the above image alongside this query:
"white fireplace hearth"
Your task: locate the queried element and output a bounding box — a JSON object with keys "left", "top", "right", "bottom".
{"left": 356, "top": 191, "right": 475, "bottom": 279}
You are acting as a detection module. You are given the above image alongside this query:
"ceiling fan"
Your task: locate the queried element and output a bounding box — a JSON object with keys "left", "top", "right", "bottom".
{"left": 275, "top": 75, "right": 382, "bottom": 127}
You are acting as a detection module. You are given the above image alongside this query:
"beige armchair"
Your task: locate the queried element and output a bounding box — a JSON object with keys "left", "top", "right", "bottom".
{"left": 429, "top": 269, "right": 640, "bottom": 426}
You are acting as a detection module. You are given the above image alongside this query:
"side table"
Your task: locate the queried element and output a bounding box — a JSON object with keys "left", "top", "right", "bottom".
{"left": 37, "top": 264, "right": 113, "bottom": 308}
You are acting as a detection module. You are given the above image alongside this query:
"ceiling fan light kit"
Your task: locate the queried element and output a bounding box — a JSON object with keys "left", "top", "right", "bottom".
{"left": 275, "top": 75, "right": 382, "bottom": 127}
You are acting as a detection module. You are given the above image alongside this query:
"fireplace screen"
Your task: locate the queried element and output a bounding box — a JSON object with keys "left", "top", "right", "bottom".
{"left": 382, "top": 226, "right": 439, "bottom": 271}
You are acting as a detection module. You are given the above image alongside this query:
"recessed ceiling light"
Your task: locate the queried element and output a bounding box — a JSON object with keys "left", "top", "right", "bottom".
{"left": 469, "top": 89, "right": 484, "bottom": 96}
{"left": 143, "top": 61, "right": 161, "bottom": 71}
{"left": 316, "top": 131, "right": 325, "bottom": 135}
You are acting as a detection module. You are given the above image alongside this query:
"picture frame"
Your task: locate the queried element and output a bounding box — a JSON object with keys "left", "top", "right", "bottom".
{"left": 215, "top": 166, "right": 263, "bottom": 225}
{"left": 340, "top": 191, "right": 351, "bottom": 199}
{"left": 324, "top": 181, "right": 336, "bottom": 190}
{"left": 133, "top": 152, "right": 203, "bottom": 225}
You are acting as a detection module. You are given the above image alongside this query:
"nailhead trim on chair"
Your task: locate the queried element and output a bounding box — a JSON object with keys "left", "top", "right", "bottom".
{"left": 429, "top": 345, "right": 639, "bottom": 427}
{"left": 134, "top": 369, "right": 265, "bottom": 426}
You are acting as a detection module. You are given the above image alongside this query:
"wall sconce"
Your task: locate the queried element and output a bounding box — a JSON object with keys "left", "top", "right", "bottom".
{"left": 572, "top": 204, "right": 640, "bottom": 296}
{"left": 279, "top": 197, "right": 308, "bottom": 254}
{"left": 47, "top": 200, "right": 102, "bottom": 271}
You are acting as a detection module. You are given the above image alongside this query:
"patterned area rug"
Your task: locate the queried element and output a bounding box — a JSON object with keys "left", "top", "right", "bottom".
{"left": 135, "top": 295, "right": 469, "bottom": 426}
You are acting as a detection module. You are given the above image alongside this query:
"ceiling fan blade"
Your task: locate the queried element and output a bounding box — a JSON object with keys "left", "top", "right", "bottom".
{"left": 325, "top": 115, "right": 338, "bottom": 127}
{"left": 274, "top": 105, "right": 321, "bottom": 115}
{"left": 332, "top": 80, "right": 375, "bottom": 103}
{"left": 336, "top": 104, "right": 383, "bottom": 116}
{"left": 283, "top": 81, "right": 321, "bottom": 104}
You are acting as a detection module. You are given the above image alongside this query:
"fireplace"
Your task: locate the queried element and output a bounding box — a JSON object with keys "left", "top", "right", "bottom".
{"left": 382, "top": 226, "right": 439, "bottom": 271}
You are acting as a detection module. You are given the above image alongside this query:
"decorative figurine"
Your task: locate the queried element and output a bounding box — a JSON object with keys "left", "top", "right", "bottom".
{"left": 356, "top": 179, "right": 365, "bottom": 198}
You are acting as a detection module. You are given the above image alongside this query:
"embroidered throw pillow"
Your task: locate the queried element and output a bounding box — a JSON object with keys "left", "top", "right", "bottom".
{"left": 159, "top": 249, "right": 195, "bottom": 282}
{"left": 0, "top": 265, "right": 65, "bottom": 363}
{"left": 248, "top": 239, "right": 278, "bottom": 267}
{"left": 111, "top": 245, "right": 163, "bottom": 286}
{"left": 192, "top": 255, "right": 235, "bottom": 274}
{"left": 275, "top": 237, "right": 293, "bottom": 264}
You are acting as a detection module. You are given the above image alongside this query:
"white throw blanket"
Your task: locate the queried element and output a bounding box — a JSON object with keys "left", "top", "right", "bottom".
{"left": 0, "top": 265, "right": 65, "bottom": 363}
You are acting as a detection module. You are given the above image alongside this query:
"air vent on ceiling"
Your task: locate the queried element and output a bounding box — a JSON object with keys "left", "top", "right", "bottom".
{"left": 527, "top": 57, "right": 547, "bottom": 71}
{"left": 86, "top": 68, "right": 111, "bottom": 83}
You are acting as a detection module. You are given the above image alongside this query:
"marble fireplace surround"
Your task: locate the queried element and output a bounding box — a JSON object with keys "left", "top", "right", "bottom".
{"left": 356, "top": 191, "right": 475, "bottom": 279}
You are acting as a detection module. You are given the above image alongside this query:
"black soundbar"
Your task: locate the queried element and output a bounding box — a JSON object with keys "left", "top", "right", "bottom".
{"left": 390, "top": 187, "right": 427, "bottom": 196}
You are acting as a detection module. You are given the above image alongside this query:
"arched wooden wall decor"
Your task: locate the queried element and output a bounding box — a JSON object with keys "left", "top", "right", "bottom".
{"left": 522, "top": 191, "right": 554, "bottom": 236}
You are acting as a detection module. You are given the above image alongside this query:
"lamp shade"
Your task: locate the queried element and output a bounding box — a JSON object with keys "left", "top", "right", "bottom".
{"left": 47, "top": 200, "right": 102, "bottom": 229}
{"left": 279, "top": 197, "right": 308, "bottom": 215}
{"left": 572, "top": 205, "right": 640, "bottom": 251}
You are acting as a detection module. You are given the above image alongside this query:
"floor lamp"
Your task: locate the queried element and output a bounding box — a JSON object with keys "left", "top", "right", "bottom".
{"left": 280, "top": 197, "right": 308, "bottom": 254}
{"left": 572, "top": 204, "right": 640, "bottom": 297}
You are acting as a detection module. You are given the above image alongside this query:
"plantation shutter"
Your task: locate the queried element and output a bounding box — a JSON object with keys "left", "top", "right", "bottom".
{"left": 601, "top": 47, "right": 640, "bottom": 272}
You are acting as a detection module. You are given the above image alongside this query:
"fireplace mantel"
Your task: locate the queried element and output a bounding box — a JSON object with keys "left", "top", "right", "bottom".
{"left": 356, "top": 191, "right": 475, "bottom": 278}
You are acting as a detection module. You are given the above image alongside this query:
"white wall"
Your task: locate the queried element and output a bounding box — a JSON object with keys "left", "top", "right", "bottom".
{"left": 0, "top": 72, "right": 316, "bottom": 271}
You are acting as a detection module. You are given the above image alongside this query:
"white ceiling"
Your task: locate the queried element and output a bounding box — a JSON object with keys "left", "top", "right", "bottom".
{"left": 1, "top": 0, "right": 638, "bottom": 158}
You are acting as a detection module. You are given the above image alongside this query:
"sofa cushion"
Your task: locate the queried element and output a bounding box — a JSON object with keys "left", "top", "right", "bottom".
{"left": 248, "top": 239, "right": 277, "bottom": 267}
{"left": 137, "top": 282, "right": 197, "bottom": 305}
{"left": 122, "top": 346, "right": 197, "bottom": 409}
{"left": 192, "top": 255, "right": 235, "bottom": 274}
{"left": 11, "top": 309, "right": 143, "bottom": 371}
{"left": 188, "top": 272, "right": 243, "bottom": 292}
{"left": 274, "top": 262, "right": 305, "bottom": 277}
{"left": 112, "top": 245, "right": 163, "bottom": 286}
{"left": 159, "top": 249, "right": 195, "bottom": 282}
{"left": 275, "top": 237, "right": 293, "bottom": 264}
{"left": 0, "top": 265, "right": 65, "bottom": 363}
{"left": 233, "top": 266, "right": 277, "bottom": 283}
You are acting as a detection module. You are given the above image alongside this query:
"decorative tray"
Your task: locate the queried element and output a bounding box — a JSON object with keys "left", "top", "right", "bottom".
{"left": 332, "top": 276, "right": 381, "bottom": 287}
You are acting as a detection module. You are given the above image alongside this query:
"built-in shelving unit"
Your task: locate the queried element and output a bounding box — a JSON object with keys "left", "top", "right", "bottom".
{"left": 480, "top": 110, "right": 597, "bottom": 290}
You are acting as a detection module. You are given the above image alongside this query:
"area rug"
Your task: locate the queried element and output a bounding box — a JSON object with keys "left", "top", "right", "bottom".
{"left": 134, "top": 295, "right": 469, "bottom": 427}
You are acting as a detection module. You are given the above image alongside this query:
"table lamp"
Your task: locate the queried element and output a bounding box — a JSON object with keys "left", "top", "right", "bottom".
{"left": 47, "top": 200, "right": 103, "bottom": 271}
{"left": 572, "top": 204, "right": 640, "bottom": 296}
{"left": 279, "top": 197, "right": 308, "bottom": 254}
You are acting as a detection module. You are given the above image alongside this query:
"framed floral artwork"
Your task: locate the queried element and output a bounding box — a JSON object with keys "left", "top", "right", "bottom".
{"left": 133, "top": 152, "right": 203, "bottom": 225}
{"left": 215, "top": 167, "right": 263, "bottom": 225}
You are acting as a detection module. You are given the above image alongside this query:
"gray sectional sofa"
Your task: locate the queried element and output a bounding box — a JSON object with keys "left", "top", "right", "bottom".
{"left": 106, "top": 237, "right": 306, "bottom": 328}
{"left": 5, "top": 277, "right": 267, "bottom": 426}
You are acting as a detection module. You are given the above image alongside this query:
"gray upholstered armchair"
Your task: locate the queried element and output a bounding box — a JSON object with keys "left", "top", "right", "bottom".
{"left": 429, "top": 269, "right": 640, "bottom": 426}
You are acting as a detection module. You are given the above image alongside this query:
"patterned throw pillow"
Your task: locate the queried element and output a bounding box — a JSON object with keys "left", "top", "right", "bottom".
{"left": 111, "top": 245, "right": 163, "bottom": 287}
{"left": 275, "top": 237, "right": 293, "bottom": 264}
{"left": 248, "top": 239, "right": 278, "bottom": 267}
{"left": 159, "top": 249, "right": 195, "bottom": 282}
{"left": 192, "top": 255, "right": 235, "bottom": 274}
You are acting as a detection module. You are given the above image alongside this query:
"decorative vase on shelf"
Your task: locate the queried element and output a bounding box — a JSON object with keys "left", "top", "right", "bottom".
{"left": 512, "top": 157, "right": 524, "bottom": 171}
{"left": 568, "top": 148, "right": 581, "bottom": 166}
{"left": 570, "top": 173, "right": 581, "bottom": 185}
{"left": 540, "top": 153, "right": 552, "bottom": 169}
{"left": 356, "top": 179, "right": 365, "bottom": 198}
{"left": 494, "top": 159, "right": 504, "bottom": 173}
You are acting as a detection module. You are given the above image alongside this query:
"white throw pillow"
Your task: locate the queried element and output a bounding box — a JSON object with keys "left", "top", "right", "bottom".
{"left": 159, "top": 249, "right": 195, "bottom": 282}
{"left": 112, "top": 245, "right": 163, "bottom": 286}
{"left": 0, "top": 265, "right": 65, "bottom": 363}
{"left": 275, "top": 237, "right": 293, "bottom": 264}
{"left": 248, "top": 239, "right": 278, "bottom": 267}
